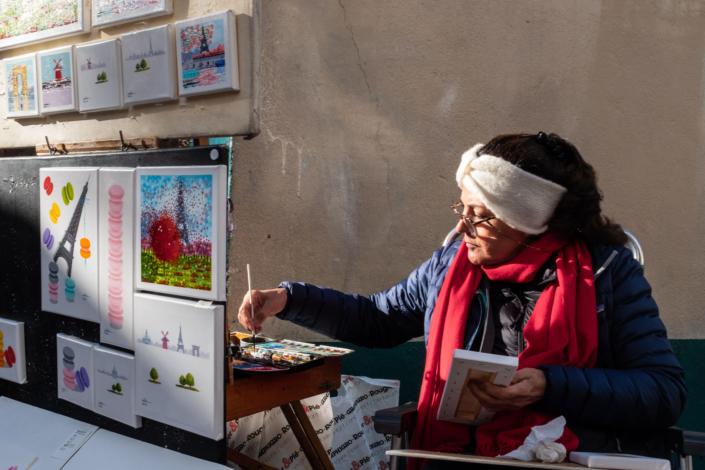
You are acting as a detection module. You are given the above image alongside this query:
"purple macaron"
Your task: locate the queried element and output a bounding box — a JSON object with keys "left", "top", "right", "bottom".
{"left": 75, "top": 367, "right": 90, "bottom": 391}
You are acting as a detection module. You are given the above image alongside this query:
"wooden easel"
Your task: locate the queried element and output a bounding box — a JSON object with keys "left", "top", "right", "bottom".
{"left": 225, "top": 341, "right": 341, "bottom": 470}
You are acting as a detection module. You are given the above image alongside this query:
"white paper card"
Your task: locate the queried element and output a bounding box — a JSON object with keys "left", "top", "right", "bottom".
{"left": 99, "top": 168, "right": 135, "bottom": 349}
{"left": 38, "top": 45, "right": 79, "bottom": 114}
{"left": 94, "top": 345, "right": 142, "bottom": 428}
{"left": 0, "top": 317, "right": 27, "bottom": 384}
{"left": 76, "top": 39, "right": 124, "bottom": 113}
{"left": 122, "top": 24, "right": 177, "bottom": 105}
{"left": 40, "top": 167, "right": 100, "bottom": 322}
{"left": 134, "top": 166, "right": 227, "bottom": 301}
{"left": 57, "top": 334, "right": 95, "bottom": 411}
{"left": 51, "top": 428, "right": 92, "bottom": 460}
{"left": 3, "top": 53, "right": 41, "bottom": 119}
{"left": 175, "top": 10, "right": 240, "bottom": 97}
{"left": 134, "top": 293, "right": 224, "bottom": 439}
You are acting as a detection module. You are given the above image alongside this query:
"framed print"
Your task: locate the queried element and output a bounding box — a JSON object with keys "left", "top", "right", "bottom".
{"left": 0, "top": 0, "right": 91, "bottom": 51}
{"left": 122, "top": 24, "right": 177, "bottom": 105}
{"left": 40, "top": 167, "right": 100, "bottom": 323}
{"left": 38, "top": 45, "right": 78, "bottom": 114}
{"left": 135, "top": 166, "right": 227, "bottom": 301}
{"left": 99, "top": 168, "right": 135, "bottom": 350}
{"left": 175, "top": 10, "right": 239, "bottom": 98}
{"left": 76, "top": 38, "right": 124, "bottom": 113}
{"left": 92, "top": 0, "right": 172, "bottom": 29}
{"left": 0, "top": 318, "right": 27, "bottom": 384}
{"left": 94, "top": 345, "right": 141, "bottom": 428}
{"left": 3, "top": 53, "right": 40, "bottom": 118}
{"left": 57, "top": 334, "right": 95, "bottom": 411}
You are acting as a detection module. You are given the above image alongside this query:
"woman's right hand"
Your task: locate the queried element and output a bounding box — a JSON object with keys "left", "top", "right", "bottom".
{"left": 237, "top": 288, "right": 288, "bottom": 334}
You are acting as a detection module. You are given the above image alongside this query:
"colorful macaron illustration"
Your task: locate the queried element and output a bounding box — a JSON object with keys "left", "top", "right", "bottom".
{"left": 107, "top": 184, "right": 125, "bottom": 330}
{"left": 62, "top": 346, "right": 89, "bottom": 393}
{"left": 49, "top": 202, "right": 61, "bottom": 224}
{"left": 79, "top": 238, "right": 91, "bottom": 259}
{"left": 0, "top": 328, "right": 16, "bottom": 369}
{"left": 61, "top": 182, "right": 74, "bottom": 206}
{"left": 43, "top": 176, "right": 54, "bottom": 195}
{"left": 65, "top": 277, "right": 76, "bottom": 303}
{"left": 43, "top": 228, "right": 55, "bottom": 251}
{"left": 48, "top": 261, "right": 59, "bottom": 304}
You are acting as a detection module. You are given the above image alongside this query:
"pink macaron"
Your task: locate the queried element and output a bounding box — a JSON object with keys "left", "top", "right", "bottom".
{"left": 107, "top": 282, "right": 123, "bottom": 297}
{"left": 63, "top": 367, "right": 76, "bottom": 380}
{"left": 108, "top": 226, "right": 123, "bottom": 240}
{"left": 108, "top": 294, "right": 122, "bottom": 311}
{"left": 108, "top": 209, "right": 122, "bottom": 221}
{"left": 108, "top": 275, "right": 122, "bottom": 288}
{"left": 108, "top": 217, "right": 122, "bottom": 232}
{"left": 108, "top": 259, "right": 123, "bottom": 278}
{"left": 108, "top": 312, "right": 124, "bottom": 326}
{"left": 63, "top": 377, "right": 75, "bottom": 390}
{"left": 108, "top": 199, "right": 123, "bottom": 213}
{"left": 108, "top": 185, "right": 125, "bottom": 199}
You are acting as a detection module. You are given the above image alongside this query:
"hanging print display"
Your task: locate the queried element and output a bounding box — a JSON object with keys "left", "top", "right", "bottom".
{"left": 40, "top": 167, "right": 100, "bottom": 323}
{"left": 121, "top": 24, "right": 177, "bottom": 105}
{"left": 99, "top": 168, "right": 135, "bottom": 350}
{"left": 134, "top": 293, "right": 224, "bottom": 439}
{"left": 0, "top": 0, "right": 91, "bottom": 51}
{"left": 92, "top": 0, "right": 173, "bottom": 29}
{"left": 94, "top": 345, "right": 141, "bottom": 428}
{"left": 3, "top": 53, "right": 41, "bottom": 119}
{"left": 134, "top": 166, "right": 227, "bottom": 301}
{"left": 0, "top": 318, "right": 27, "bottom": 384}
{"left": 57, "top": 334, "right": 95, "bottom": 411}
{"left": 175, "top": 10, "right": 239, "bottom": 98}
{"left": 37, "top": 45, "right": 78, "bottom": 114}
{"left": 76, "top": 38, "right": 124, "bottom": 113}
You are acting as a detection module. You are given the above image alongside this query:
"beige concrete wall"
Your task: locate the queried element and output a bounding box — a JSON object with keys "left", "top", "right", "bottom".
{"left": 228, "top": 0, "right": 705, "bottom": 341}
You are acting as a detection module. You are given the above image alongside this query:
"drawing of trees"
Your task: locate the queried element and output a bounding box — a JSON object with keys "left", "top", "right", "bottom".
{"left": 175, "top": 372, "right": 199, "bottom": 391}
{"left": 140, "top": 59, "right": 147, "bottom": 69}
{"left": 185, "top": 373, "right": 195, "bottom": 389}
{"left": 96, "top": 71, "right": 107, "bottom": 83}
{"left": 116, "top": 383, "right": 122, "bottom": 393}
{"left": 149, "top": 367, "right": 160, "bottom": 384}
{"left": 109, "top": 382, "right": 123, "bottom": 395}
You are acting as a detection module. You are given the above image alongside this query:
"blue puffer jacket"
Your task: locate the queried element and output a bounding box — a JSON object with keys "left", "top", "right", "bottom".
{"left": 278, "top": 241, "right": 686, "bottom": 453}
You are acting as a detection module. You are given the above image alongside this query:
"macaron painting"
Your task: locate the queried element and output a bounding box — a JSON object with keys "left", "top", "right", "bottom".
{"left": 99, "top": 169, "right": 135, "bottom": 350}
{"left": 57, "top": 334, "right": 95, "bottom": 410}
{"left": 0, "top": 318, "right": 27, "bottom": 384}
{"left": 40, "top": 168, "right": 100, "bottom": 323}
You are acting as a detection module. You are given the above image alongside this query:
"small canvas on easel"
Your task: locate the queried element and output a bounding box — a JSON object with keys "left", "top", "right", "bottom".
{"left": 94, "top": 345, "right": 141, "bottom": 428}
{"left": 99, "top": 168, "right": 135, "bottom": 349}
{"left": 0, "top": 318, "right": 27, "bottom": 384}
{"left": 135, "top": 166, "right": 227, "bottom": 301}
{"left": 3, "top": 53, "right": 41, "bottom": 119}
{"left": 175, "top": 10, "right": 239, "bottom": 98}
{"left": 38, "top": 45, "right": 78, "bottom": 114}
{"left": 93, "top": 0, "right": 173, "bottom": 29}
{"left": 76, "top": 39, "right": 124, "bottom": 113}
{"left": 57, "top": 334, "right": 95, "bottom": 411}
{"left": 134, "top": 293, "right": 224, "bottom": 439}
{"left": 40, "top": 168, "right": 100, "bottom": 322}
{"left": 122, "top": 24, "right": 177, "bottom": 105}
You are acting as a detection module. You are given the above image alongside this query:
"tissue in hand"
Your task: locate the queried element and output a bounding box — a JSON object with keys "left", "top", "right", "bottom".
{"left": 498, "top": 416, "right": 568, "bottom": 463}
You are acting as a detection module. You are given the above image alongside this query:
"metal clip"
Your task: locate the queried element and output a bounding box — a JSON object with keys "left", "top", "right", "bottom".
{"left": 45, "top": 136, "right": 66, "bottom": 155}
{"left": 119, "top": 130, "right": 137, "bottom": 152}
{"left": 227, "top": 198, "right": 235, "bottom": 233}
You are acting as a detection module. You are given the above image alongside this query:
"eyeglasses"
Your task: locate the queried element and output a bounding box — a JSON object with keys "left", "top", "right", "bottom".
{"left": 451, "top": 202, "right": 555, "bottom": 253}
{"left": 452, "top": 203, "right": 496, "bottom": 237}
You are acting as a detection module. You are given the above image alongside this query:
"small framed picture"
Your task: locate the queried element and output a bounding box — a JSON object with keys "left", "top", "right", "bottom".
{"left": 3, "top": 53, "right": 41, "bottom": 119}
{"left": 122, "top": 24, "right": 177, "bottom": 106}
{"left": 175, "top": 10, "right": 240, "bottom": 98}
{"left": 38, "top": 46, "right": 78, "bottom": 114}
{"left": 92, "top": 0, "right": 173, "bottom": 29}
{"left": 0, "top": 1, "right": 91, "bottom": 51}
{"left": 76, "top": 39, "right": 124, "bottom": 113}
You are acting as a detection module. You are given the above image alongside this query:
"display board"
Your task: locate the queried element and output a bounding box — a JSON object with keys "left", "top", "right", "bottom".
{"left": 0, "top": 0, "right": 260, "bottom": 148}
{"left": 0, "top": 146, "right": 229, "bottom": 464}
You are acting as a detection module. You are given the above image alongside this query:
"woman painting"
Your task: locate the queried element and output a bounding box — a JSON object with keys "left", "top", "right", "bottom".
{"left": 238, "top": 132, "right": 686, "bottom": 467}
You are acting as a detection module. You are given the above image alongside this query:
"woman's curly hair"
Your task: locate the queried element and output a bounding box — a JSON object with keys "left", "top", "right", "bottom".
{"left": 479, "top": 133, "right": 627, "bottom": 245}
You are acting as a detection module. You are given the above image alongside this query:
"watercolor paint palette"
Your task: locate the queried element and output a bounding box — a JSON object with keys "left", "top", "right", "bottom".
{"left": 92, "top": 0, "right": 173, "bottom": 29}
{"left": 40, "top": 167, "right": 100, "bottom": 323}
{"left": 0, "top": 318, "right": 27, "bottom": 384}
{"left": 57, "top": 334, "right": 95, "bottom": 411}
{"left": 122, "top": 24, "right": 177, "bottom": 105}
{"left": 175, "top": 10, "right": 240, "bottom": 98}
{"left": 134, "top": 166, "right": 227, "bottom": 301}
{"left": 134, "top": 293, "right": 224, "bottom": 439}
{"left": 94, "top": 345, "right": 141, "bottom": 428}
{"left": 99, "top": 168, "right": 136, "bottom": 350}
{"left": 3, "top": 53, "right": 41, "bottom": 119}
{"left": 37, "top": 45, "right": 78, "bottom": 114}
{"left": 76, "top": 39, "right": 124, "bottom": 113}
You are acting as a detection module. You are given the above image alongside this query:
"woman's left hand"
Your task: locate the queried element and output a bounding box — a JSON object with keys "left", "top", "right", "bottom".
{"left": 467, "top": 368, "right": 546, "bottom": 412}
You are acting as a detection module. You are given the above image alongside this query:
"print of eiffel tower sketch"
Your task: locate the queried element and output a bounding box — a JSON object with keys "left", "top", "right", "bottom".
{"left": 53, "top": 176, "right": 90, "bottom": 278}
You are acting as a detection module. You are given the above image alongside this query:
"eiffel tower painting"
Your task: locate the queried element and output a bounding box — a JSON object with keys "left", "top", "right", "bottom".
{"left": 53, "top": 176, "right": 90, "bottom": 278}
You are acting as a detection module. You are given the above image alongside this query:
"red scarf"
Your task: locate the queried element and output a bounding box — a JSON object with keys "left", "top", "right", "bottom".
{"left": 408, "top": 233, "right": 597, "bottom": 469}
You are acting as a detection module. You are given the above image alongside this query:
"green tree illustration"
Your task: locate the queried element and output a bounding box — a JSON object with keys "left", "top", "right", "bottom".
{"left": 179, "top": 375, "right": 186, "bottom": 386}
{"left": 185, "top": 373, "right": 195, "bottom": 389}
{"left": 140, "top": 59, "right": 147, "bottom": 70}
{"left": 150, "top": 367, "right": 158, "bottom": 381}
{"left": 111, "top": 384, "right": 117, "bottom": 392}
{"left": 135, "top": 63, "right": 141, "bottom": 71}
{"left": 116, "top": 383, "right": 122, "bottom": 393}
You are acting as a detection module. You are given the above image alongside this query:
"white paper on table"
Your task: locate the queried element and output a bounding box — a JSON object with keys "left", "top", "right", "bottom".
{"left": 51, "top": 427, "right": 93, "bottom": 460}
{"left": 569, "top": 452, "right": 671, "bottom": 470}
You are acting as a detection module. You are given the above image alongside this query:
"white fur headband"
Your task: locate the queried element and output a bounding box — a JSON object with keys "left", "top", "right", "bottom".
{"left": 455, "top": 143, "right": 567, "bottom": 235}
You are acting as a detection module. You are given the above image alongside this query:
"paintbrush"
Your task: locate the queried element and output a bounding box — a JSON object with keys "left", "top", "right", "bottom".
{"left": 247, "top": 264, "right": 256, "bottom": 350}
